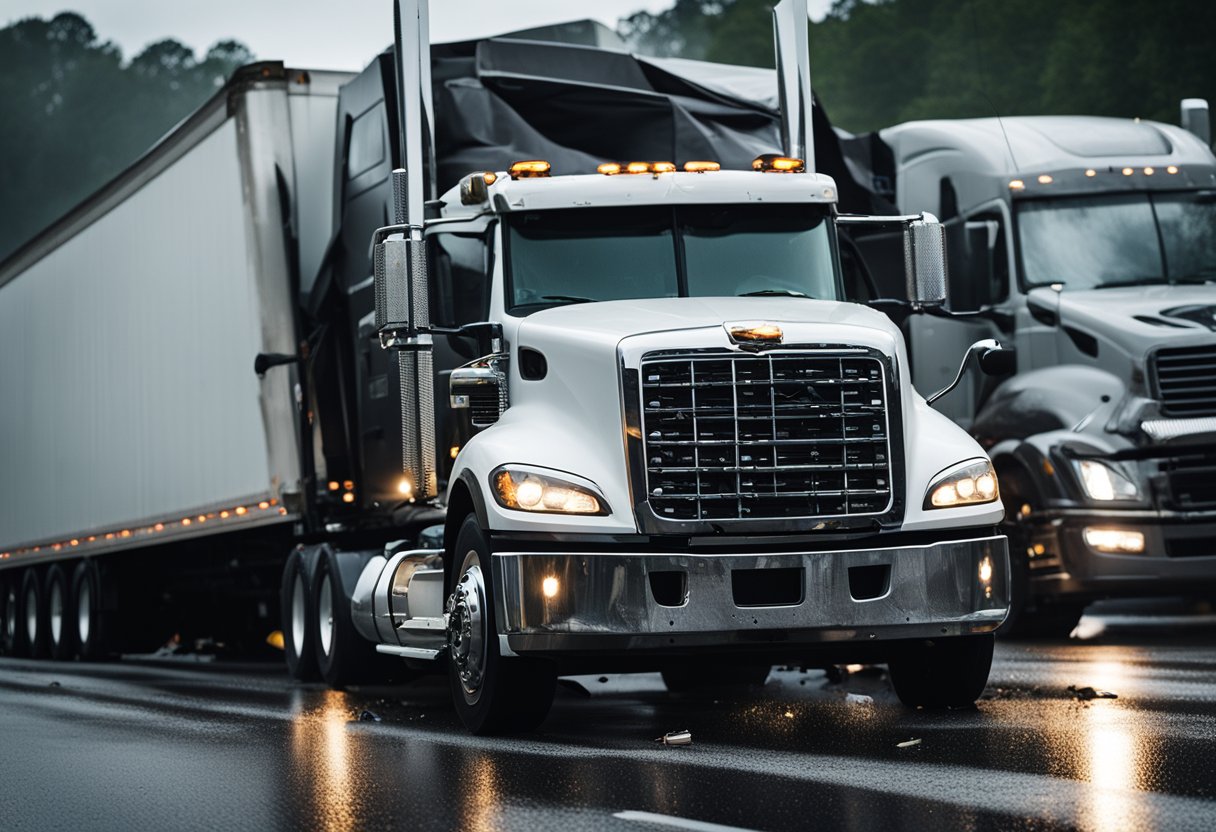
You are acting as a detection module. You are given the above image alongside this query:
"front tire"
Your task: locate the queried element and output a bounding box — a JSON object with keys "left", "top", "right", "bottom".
{"left": 447, "top": 515, "right": 556, "bottom": 735}
{"left": 281, "top": 547, "right": 320, "bottom": 681}
{"left": 888, "top": 634, "right": 994, "bottom": 708}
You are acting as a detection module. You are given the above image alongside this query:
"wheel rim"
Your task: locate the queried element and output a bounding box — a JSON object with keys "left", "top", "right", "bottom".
{"left": 49, "top": 581, "right": 63, "bottom": 647}
{"left": 77, "top": 580, "right": 92, "bottom": 647}
{"left": 4, "top": 587, "right": 15, "bottom": 643}
{"left": 317, "top": 573, "right": 334, "bottom": 657}
{"left": 25, "top": 584, "right": 38, "bottom": 645}
{"left": 448, "top": 558, "right": 487, "bottom": 697}
{"left": 291, "top": 572, "right": 307, "bottom": 657}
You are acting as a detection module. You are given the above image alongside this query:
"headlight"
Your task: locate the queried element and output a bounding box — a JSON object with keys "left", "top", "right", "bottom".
{"left": 1074, "top": 460, "right": 1139, "bottom": 501}
{"left": 491, "top": 467, "right": 608, "bottom": 515}
{"left": 924, "top": 459, "right": 999, "bottom": 509}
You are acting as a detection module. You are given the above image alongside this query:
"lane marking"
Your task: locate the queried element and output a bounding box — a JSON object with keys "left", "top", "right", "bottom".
{"left": 614, "top": 810, "right": 762, "bottom": 832}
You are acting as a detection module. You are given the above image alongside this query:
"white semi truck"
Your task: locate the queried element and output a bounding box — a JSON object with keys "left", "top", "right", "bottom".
{"left": 854, "top": 107, "right": 1216, "bottom": 636}
{"left": 0, "top": 1, "right": 1011, "bottom": 733}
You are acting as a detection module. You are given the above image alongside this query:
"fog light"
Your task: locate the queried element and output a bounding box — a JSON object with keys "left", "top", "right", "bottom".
{"left": 1083, "top": 527, "right": 1145, "bottom": 554}
{"left": 542, "top": 576, "right": 559, "bottom": 599}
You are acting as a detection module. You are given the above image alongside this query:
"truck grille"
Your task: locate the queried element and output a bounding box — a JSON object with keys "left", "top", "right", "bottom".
{"left": 640, "top": 353, "right": 893, "bottom": 521}
{"left": 1161, "top": 453, "right": 1216, "bottom": 510}
{"left": 1152, "top": 345, "right": 1216, "bottom": 417}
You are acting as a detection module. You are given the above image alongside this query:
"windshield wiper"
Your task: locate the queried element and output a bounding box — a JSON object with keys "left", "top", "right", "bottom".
{"left": 739, "top": 289, "right": 808, "bottom": 298}
{"left": 1093, "top": 277, "right": 1167, "bottom": 290}
{"left": 541, "top": 295, "right": 595, "bottom": 304}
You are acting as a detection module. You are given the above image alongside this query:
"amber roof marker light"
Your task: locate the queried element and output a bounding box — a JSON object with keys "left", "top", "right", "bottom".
{"left": 509, "top": 160, "right": 551, "bottom": 179}
{"left": 752, "top": 154, "right": 806, "bottom": 173}
{"left": 684, "top": 161, "right": 721, "bottom": 172}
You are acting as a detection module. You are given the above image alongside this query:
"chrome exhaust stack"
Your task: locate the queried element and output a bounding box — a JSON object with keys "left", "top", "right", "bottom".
{"left": 773, "top": 0, "right": 814, "bottom": 170}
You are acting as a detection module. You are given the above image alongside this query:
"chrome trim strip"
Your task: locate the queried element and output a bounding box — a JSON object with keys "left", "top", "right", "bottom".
{"left": 1142, "top": 417, "right": 1216, "bottom": 440}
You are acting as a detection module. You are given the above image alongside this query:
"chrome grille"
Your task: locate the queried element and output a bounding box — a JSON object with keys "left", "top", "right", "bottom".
{"left": 1153, "top": 345, "right": 1216, "bottom": 417}
{"left": 641, "top": 353, "right": 893, "bottom": 521}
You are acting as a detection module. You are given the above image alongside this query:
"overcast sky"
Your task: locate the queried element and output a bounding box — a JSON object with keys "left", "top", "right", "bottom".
{"left": 4, "top": 1, "right": 834, "bottom": 71}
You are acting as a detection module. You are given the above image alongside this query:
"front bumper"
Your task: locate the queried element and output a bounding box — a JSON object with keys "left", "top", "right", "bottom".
{"left": 493, "top": 534, "right": 1008, "bottom": 654}
{"left": 1029, "top": 509, "right": 1216, "bottom": 597}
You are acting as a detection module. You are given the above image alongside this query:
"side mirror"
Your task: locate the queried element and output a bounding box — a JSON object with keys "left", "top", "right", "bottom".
{"left": 904, "top": 213, "right": 948, "bottom": 308}
{"left": 927, "top": 339, "right": 1012, "bottom": 406}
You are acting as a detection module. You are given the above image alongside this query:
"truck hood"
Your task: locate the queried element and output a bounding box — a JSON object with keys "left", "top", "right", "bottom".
{"left": 517, "top": 296, "right": 902, "bottom": 346}
{"left": 1036, "top": 284, "right": 1216, "bottom": 355}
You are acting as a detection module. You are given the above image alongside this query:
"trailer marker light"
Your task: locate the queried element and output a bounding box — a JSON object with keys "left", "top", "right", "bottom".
{"left": 450, "top": 445, "right": 461, "bottom": 459}
{"left": 753, "top": 154, "right": 805, "bottom": 173}
{"left": 1037, "top": 174, "right": 1053, "bottom": 184}
{"left": 1122, "top": 167, "right": 1134, "bottom": 176}
{"left": 1143, "top": 166, "right": 1155, "bottom": 176}
{"left": 258, "top": 501, "right": 270, "bottom": 510}
{"left": 598, "top": 162, "right": 622, "bottom": 175}
{"left": 328, "top": 481, "right": 340, "bottom": 491}
{"left": 684, "top": 161, "right": 720, "bottom": 172}
{"left": 181, "top": 518, "right": 191, "bottom": 527}
{"left": 235, "top": 506, "right": 247, "bottom": 516}
{"left": 1085, "top": 169, "right": 1097, "bottom": 177}
{"left": 1167, "top": 165, "right": 1179, "bottom": 174}
{"left": 1083, "top": 527, "right": 1145, "bottom": 554}
{"left": 542, "top": 576, "right": 559, "bottom": 599}
{"left": 1008, "top": 179, "right": 1025, "bottom": 190}
{"left": 342, "top": 480, "right": 354, "bottom": 491}
{"left": 219, "top": 511, "right": 229, "bottom": 519}
{"left": 342, "top": 492, "right": 355, "bottom": 504}
{"left": 509, "top": 160, "right": 551, "bottom": 179}
{"left": 154, "top": 523, "right": 165, "bottom": 531}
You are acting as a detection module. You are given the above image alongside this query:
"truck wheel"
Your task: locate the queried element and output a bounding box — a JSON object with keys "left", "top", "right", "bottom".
{"left": 661, "top": 663, "right": 770, "bottom": 695}
{"left": 447, "top": 515, "right": 556, "bottom": 735}
{"left": 312, "top": 547, "right": 381, "bottom": 688}
{"left": 18, "top": 568, "right": 47, "bottom": 659}
{"left": 46, "top": 565, "right": 77, "bottom": 661}
{"left": 888, "top": 634, "right": 994, "bottom": 708}
{"left": 72, "top": 560, "right": 110, "bottom": 661}
{"left": 0, "top": 578, "right": 15, "bottom": 655}
{"left": 281, "top": 548, "right": 320, "bottom": 681}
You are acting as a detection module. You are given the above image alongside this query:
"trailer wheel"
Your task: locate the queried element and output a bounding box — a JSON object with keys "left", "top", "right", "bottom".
{"left": 661, "top": 663, "right": 770, "bottom": 695}
{"left": 0, "top": 578, "right": 16, "bottom": 655}
{"left": 46, "top": 565, "right": 77, "bottom": 661}
{"left": 312, "top": 547, "right": 381, "bottom": 688}
{"left": 72, "top": 560, "right": 110, "bottom": 661}
{"left": 18, "top": 568, "right": 47, "bottom": 659}
{"left": 887, "top": 633, "right": 994, "bottom": 708}
{"left": 281, "top": 548, "right": 320, "bottom": 682}
{"left": 447, "top": 515, "right": 556, "bottom": 735}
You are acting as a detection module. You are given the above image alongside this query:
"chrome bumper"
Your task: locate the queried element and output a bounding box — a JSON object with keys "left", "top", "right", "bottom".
{"left": 493, "top": 535, "right": 1009, "bottom": 654}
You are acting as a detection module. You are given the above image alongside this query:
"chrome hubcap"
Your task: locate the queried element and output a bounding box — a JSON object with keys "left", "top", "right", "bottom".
{"left": 291, "top": 573, "right": 307, "bottom": 657}
{"left": 77, "top": 581, "right": 92, "bottom": 647}
{"left": 317, "top": 573, "right": 334, "bottom": 657}
{"left": 49, "top": 582, "right": 63, "bottom": 646}
{"left": 447, "top": 560, "right": 487, "bottom": 696}
{"left": 4, "top": 587, "right": 15, "bottom": 643}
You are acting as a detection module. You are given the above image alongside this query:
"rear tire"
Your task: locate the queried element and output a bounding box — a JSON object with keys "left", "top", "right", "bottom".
{"left": 281, "top": 548, "right": 320, "bottom": 682}
{"left": 888, "top": 634, "right": 994, "bottom": 708}
{"left": 18, "top": 568, "right": 47, "bottom": 659}
{"left": 46, "top": 565, "right": 77, "bottom": 661}
{"left": 0, "top": 577, "right": 15, "bottom": 655}
{"left": 72, "top": 560, "right": 110, "bottom": 661}
{"left": 447, "top": 515, "right": 556, "bottom": 735}
{"left": 662, "top": 663, "right": 770, "bottom": 694}
{"left": 312, "top": 547, "right": 382, "bottom": 688}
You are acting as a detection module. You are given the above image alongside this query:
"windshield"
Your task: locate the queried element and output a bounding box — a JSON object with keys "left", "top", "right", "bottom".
{"left": 505, "top": 204, "right": 839, "bottom": 313}
{"left": 1017, "top": 191, "right": 1216, "bottom": 290}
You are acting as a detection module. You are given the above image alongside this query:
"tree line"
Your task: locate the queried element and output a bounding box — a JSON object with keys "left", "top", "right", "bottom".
{"left": 619, "top": 0, "right": 1216, "bottom": 135}
{"left": 0, "top": 13, "right": 251, "bottom": 262}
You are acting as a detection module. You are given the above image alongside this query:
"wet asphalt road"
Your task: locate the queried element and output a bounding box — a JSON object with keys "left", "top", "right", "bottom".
{"left": 2, "top": 605, "right": 1216, "bottom": 832}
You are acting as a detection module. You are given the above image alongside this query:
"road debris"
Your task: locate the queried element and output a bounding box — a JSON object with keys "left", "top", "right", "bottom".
{"left": 655, "top": 729, "right": 692, "bottom": 746}
{"left": 897, "top": 738, "right": 922, "bottom": 748}
{"left": 1069, "top": 685, "right": 1118, "bottom": 701}
{"left": 357, "top": 709, "right": 383, "bottom": 722}
{"left": 844, "top": 692, "right": 875, "bottom": 706}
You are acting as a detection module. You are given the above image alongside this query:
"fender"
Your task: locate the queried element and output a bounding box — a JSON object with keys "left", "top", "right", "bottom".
{"left": 974, "top": 365, "right": 1125, "bottom": 445}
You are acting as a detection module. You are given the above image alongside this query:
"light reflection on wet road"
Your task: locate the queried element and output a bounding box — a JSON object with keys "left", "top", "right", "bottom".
{"left": 2, "top": 607, "right": 1215, "bottom": 832}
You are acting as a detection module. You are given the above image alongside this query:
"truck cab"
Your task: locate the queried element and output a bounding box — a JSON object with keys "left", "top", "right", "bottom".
{"left": 877, "top": 113, "right": 1216, "bottom": 635}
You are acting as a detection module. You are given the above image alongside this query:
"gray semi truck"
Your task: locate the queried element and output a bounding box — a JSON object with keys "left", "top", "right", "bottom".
{"left": 0, "top": 1, "right": 1012, "bottom": 733}
{"left": 848, "top": 108, "right": 1216, "bottom": 635}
